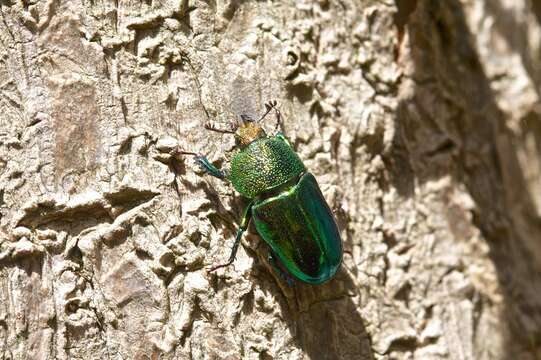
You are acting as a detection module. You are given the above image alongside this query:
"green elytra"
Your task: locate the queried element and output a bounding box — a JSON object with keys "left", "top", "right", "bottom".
{"left": 187, "top": 102, "right": 342, "bottom": 284}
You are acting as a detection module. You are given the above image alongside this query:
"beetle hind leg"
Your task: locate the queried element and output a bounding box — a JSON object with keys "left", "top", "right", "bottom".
{"left": 268, "top": 251, "right": 294, "bottom": 286}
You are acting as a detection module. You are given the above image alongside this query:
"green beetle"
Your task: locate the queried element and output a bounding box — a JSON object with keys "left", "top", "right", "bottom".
{"left": 183, "top": 101, "right": 342, "bottom": 284}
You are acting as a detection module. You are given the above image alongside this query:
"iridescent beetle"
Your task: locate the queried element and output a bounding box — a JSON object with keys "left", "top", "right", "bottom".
{"left": 183, "top": 101, "right": 342, "bottom": 284}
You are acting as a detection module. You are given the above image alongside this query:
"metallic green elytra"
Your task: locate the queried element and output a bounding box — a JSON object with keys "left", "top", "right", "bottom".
{"left": 188, "top": 101, "right": 342, "bottom": 285}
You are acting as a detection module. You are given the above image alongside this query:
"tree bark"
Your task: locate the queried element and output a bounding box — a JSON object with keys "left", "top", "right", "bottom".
{"left": 1, "top": 0, "right": 541, "bottom": 359}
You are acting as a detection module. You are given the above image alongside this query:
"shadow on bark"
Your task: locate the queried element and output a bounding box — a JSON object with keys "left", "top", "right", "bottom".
{"left": 389, "top": 0, "right": 541, "bottom": 357}
{"left": 483, "top": 0, "right": 541, "bottom": 96}
{"left": 251, "top": 258, "right": 374, "bottom": 360}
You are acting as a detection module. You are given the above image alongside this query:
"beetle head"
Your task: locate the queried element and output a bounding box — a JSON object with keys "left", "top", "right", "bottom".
{"left": 204, "top": 102, "right": 278, "bottom": 148}
{"left": 235, "top": 115, "right": 266, "bottom": 148}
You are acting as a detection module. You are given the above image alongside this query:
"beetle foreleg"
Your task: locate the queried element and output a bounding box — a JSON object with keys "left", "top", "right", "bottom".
{"left": 209, "top": 202, "right": 253, "bottom": 272}
{"left": 194, "top": 155, "right": 228, "bottom": 180}
{"left": 179, "top": 151, "right": 228, "bottom": 180}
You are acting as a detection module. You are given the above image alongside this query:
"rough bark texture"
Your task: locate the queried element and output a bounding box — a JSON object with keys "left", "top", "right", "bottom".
{"left": 1, "top": 0, "right": 541, "bottom": 359}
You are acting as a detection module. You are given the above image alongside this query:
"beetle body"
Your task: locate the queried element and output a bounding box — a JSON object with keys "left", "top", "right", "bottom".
{"left": 192, "top": 104, "right": 342, "bottom": 285}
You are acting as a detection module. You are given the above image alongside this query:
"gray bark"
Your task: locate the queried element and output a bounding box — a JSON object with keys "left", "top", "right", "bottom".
{"left": 1, "top": 0, "right": 540, "bottom": 359}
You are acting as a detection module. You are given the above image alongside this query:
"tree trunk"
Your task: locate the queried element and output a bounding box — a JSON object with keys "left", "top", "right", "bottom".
{"left": 1, "top": 0, "right": 541, "bottom": 359}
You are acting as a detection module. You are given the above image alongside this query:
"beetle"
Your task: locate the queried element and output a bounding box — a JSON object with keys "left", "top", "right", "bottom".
{"left": 182, "top": 101, "right": 342, "bottom": 284}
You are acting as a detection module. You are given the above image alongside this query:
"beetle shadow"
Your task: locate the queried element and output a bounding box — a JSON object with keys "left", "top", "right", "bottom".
{"left": 250, "top": 249, "right": 374, "bottom": 360}
{"left": 289, "top": 267, "right": 374, "bottom": 360}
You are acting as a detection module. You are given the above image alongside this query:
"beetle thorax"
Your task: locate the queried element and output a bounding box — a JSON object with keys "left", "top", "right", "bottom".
{"left": 229, "top": 136, "right": 306, "bottom": 199}
{"left": 236, "top": 123, "right": 267, "bottom": 147}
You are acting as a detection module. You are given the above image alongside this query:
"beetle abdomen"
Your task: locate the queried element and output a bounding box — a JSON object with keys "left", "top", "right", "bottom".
{"left": 252, "top": 172, "right": 342, "bottom": 284}
{"left": 229, "top": 136, "right": 305, "bottom": 198}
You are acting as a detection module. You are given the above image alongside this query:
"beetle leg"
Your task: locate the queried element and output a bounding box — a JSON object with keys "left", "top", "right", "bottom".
{"left": 194, "top": 155, "right": 228, "bottom": 180}
{"left": 180, "top": 151, "right": 228, "bottom": 180}
{"left": 268, "top": 251, "right": 294, "bottom": 286}
{"left": 209, "top": 202, "right": 253, "bottom": 272}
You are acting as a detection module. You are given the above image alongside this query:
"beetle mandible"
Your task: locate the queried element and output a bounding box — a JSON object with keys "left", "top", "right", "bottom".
{"left": 183, "top": 101, "right": 342, "bottom": 284}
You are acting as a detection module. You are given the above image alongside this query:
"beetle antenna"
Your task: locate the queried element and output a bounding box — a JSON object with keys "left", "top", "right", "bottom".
{"left": 258, "top": 100, "right": 278, "bottom": 122}
{"left": 273, "top": 106, "right": 283, "bottom": 131}
{"left": 204, "top": 122, "right": 236, "bottom": 134}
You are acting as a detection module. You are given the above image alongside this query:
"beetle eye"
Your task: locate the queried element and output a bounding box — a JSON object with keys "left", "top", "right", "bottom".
{"left": 240, "top": 114, "right": 254, "bottom": 124}
{"left": 234, "top": 135, "right": 242, "bottom": 146}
